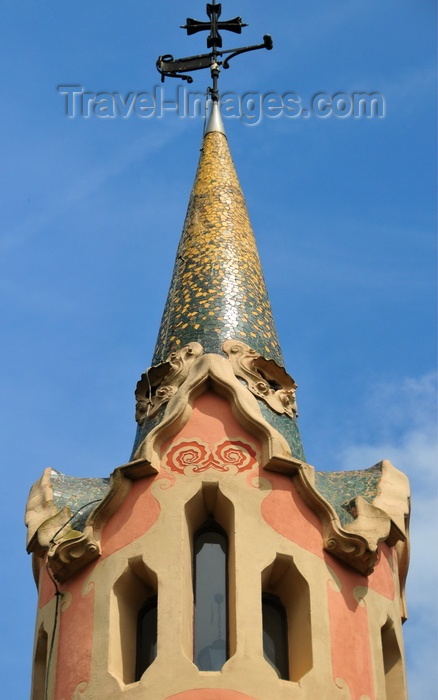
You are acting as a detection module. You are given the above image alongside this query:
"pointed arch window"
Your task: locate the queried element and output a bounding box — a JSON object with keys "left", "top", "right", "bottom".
{"left": 31, "top": 625, "right": 48, "bottom": 700}
{"left": 135, "top": 596, "right": 158, "bottom": 681}
{"left": 194, "top": 520, "right": 228, "bottom": 671}
{"left": 381, "top": 617, "right": 406, "bottom": 700}
{"left": 262, "top": 593, "right": 289, "bottom": 680}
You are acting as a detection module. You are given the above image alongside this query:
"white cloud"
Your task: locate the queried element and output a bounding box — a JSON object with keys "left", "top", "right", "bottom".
{"left": 339, "top": 372, "right": 437, "bottom": 476}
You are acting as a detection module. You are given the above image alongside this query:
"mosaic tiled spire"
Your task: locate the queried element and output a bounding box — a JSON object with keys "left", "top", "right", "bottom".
{"left": 152, "top": 103, "right": 284, "bottom": 367}
{"left": 133, "top": 104, "right": 306, "bottom": 461}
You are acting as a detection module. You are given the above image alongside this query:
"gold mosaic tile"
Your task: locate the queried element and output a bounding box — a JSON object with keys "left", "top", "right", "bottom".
{"left": 152, "top": 131, "right": 284, "bottom": 366}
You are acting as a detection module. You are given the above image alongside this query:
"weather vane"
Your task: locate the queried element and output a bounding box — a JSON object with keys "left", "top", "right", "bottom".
{"left": 156, "top": 1, "right": 273, "bottom": 102}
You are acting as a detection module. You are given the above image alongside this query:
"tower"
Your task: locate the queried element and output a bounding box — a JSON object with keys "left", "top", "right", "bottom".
{"left": 26, "top": 5, "right": 411, "bottom": 699}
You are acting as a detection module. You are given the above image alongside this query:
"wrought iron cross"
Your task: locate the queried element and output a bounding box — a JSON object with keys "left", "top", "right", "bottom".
{"left": 156, "top": 0, "right": 273, "bottom": 102}
{"left": 182, "top": 3, "right": 247, "bottom": 49}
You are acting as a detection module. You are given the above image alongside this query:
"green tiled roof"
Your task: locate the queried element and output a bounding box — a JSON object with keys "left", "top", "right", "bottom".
{"left": 50, "top": 469, "right": 110, "bottom": 532}
{"left": 314, "top": 464, "right": 383, "bottom": 527}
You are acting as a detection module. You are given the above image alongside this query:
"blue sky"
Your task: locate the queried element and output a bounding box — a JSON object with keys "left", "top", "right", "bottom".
{"left": 2, "top": 0, "right": 436, "bottom": 697}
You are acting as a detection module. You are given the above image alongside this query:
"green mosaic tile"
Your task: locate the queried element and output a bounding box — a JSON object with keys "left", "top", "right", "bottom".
{"left": 130, "top": 406, "right": 166, "bottom": 460}
{"left": 50, "top": 470, "right": 111, "bottom": 533}
{"left": 257, "top": 400, "right": 306, "bottom": 462}
{"left": 314, "top": 464, "right": 383, "bottom": 527}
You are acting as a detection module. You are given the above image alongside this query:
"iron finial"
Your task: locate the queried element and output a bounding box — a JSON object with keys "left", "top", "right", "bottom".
{"left": 156, "top": 1, "right": 273, "bottom": 102}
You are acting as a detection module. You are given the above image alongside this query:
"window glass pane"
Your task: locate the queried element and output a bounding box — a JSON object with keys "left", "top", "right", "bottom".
{"left": 136, "top": 598, "right": 158, "bottom": 680}
{"left": 262, "top": 596, "right": 289, "bottom": 680}
{"left": 194, "top": 527, "right": 228, "bottom": 671}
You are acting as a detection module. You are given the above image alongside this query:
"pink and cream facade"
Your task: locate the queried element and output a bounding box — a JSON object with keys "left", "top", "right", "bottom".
{"left": 26, "top": 107, "right": 411, "bottom": 700}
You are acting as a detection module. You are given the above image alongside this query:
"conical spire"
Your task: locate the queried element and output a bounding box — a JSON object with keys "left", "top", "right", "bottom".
{"left": 132, "top": 106, "right": 305, "bottom": 463}
{"left": 152, "top": 106, "right": 284, "bottom": 367}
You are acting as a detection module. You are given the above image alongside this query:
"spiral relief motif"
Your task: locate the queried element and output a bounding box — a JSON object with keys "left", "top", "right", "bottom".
{"left": 164, "top": 439, "right": 258, "bottom": 476}
{"left": 216, "top": 440, "right": 258, "bottom": 472}
{"left": 165, "top": 443, "right": 208, "bottom": 475}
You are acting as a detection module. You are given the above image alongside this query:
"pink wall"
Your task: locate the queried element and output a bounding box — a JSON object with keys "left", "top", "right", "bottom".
{"left": 261, "top": 470, "right": 396, "bottom": 700}
{"left": 161, "top": 392, "right": 260, "bottom": 454}
{"left": 40, "top": 476, "right": 165, "bottom": 697}
{"left": 54, "top": 572, "right": 94, "bottom": 699}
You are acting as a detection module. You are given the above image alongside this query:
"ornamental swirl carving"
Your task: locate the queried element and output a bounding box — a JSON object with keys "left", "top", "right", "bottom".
{"left": 48, "top": 532, "right": 101, "bottom": 583}
{"left": 164, "top": 439, "right": 258, "bottom": 476}
{"left": 135, "top": 342, "right": 204, "bottom": 423}
{"left": 222, "top": 340, "right": 298, "bottom": 418}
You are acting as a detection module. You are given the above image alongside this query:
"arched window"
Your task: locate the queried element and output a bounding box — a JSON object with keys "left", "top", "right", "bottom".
{"left": 262, "top": 555, "right": 312, "bottom": 682}
{"left": 135, "top": 596, "right": 158, "bottom": 681}
{"left": 381, "top": 617, "right": 406, "bottom": 699}
{"left": 262, "top": 593, "right": 289, "bottom": 680}
{"left": 31, "top": 625, "right": 48, "bottom": 700}
{"left": 194, "top": 520, "right": 228, "bottom": 671}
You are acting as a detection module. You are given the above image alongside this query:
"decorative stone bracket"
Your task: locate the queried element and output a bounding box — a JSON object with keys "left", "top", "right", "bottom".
{"left": 135, "top": 342, "right": 204, "bottom": 422}
{"left": 222, "top": 340, "right": 298, "bottom": 417}
{"left": 47, "top": 530, "right": 101, "bottom": 583}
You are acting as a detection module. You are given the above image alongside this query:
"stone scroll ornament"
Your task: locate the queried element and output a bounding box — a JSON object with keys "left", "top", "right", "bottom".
{"left": 222, "top": 340, "right": 298, "bottom": 417}
{"left": 135, "top": 342, "right": 204, "bottom": 423}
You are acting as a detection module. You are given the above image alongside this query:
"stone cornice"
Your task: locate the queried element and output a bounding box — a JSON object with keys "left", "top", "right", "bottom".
{"left": 290, "top": 460, "right": 410, "bottom": 576}
{"left": 26, "top": 463, "right": 154, "bottom": 584}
